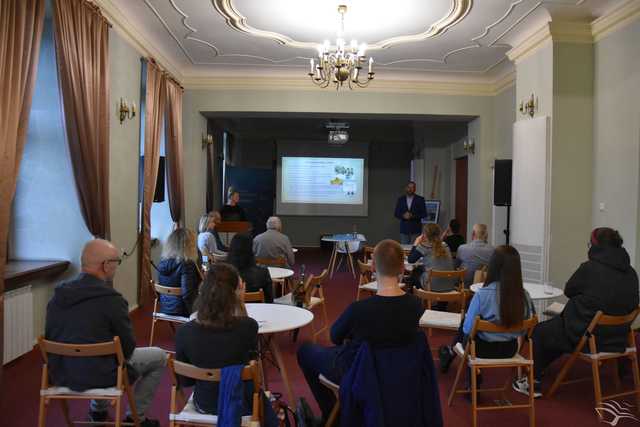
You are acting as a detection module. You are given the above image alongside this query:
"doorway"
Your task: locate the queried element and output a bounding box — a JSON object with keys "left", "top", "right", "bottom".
{"left": 455, "top": 156, "right": 468, "bottom": 240}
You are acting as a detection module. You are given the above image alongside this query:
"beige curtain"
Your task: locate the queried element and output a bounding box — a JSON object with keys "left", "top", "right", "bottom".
{"left": 53, "top": 0, "right": 110, "bottom": 238}
{"left": 140, "top": 60, "right": 166, "bottom": 303}
{"left": 165, "top": 77, "right": 184, "bottom": 225}
{"left": 0, "top": 0, "right": 45, "bottom": 385}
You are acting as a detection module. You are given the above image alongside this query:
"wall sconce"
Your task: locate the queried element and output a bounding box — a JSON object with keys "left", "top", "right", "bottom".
{"left": 202, "top": 133, "right": 214, "bottom": 149}
{"left": 463, "top": 138, "right": 475, "bottom": 155}
{"left": 519, "top": 93, "right": 538, "bottom": 118}
{"left": 118, "top": 98, "right": 136, "bottom": 124}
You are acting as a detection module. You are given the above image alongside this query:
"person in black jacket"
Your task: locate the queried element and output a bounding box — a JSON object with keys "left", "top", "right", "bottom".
{"left": 297, "top": 240, "right": 424, "bottom": 423}
{"left": 221, "top": 189, "right": 248, "bottom": 222}
{"left": 394, "top": 181, "right": 427, "bottom": 244}
{"left": 157, "top": 228, "right": 201, "bottom": 316}
{"left": 512, "top": 227, "right": 639, "bottom": 398}
{"left": 45, "top": 239, "right": 166, "bottom": 426}
{"left": 227, "top": 233, "right": 273, "bottom": 303}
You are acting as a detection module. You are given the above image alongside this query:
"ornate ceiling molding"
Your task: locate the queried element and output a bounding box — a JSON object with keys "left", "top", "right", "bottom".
{"left": 211, "top": 0, "right": 473, "bottom": 51}
{"left": 591, "top": 0, "right": 640, "bottom": 42}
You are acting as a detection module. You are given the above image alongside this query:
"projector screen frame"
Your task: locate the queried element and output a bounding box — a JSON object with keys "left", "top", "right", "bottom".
{"left": 275, "top": 140, "right": 369, "bottom": 217}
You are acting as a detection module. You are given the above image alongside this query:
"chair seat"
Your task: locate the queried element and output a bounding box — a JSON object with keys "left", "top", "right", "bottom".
{"left": 170, "top": 394, "right": 256, "bottom": 425}
{"left": 153, "top": 312, "right": 190, "bottom": 323}
{"left": 579, "top": 347, "right": 637, "bottom": 360}
{"left": 453, "top": 342, "right": 533, "bottom": 366}
{"left": 543, "top": 302, "right": 565, "bottom": 317}
{"left": 419, "top": 310, "right": 462, "bottom": 330}
{"left": 41, "top": 386, "right": 122, "bottom": 397}
{"left": 274, "top": 293, "right": 323, "bottom": 309}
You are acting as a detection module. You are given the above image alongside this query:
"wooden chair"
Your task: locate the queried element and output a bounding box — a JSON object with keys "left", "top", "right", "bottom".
{"left": 472, "top": 266, "right": 488, "bottom": 285}
{"left": 256, "top": 256, "right": 289, "bottom": 295}
{"left": 319, "top": 374, "right": 340, "bottom": 427}
{"left": 149, "top": 281, "right": 190, "bottom": 347}
{"left": 244, "top": 289, "right": 265, "bottom": 303}
{"left": 425, "top": 269, "right": 466, "bottom": 292}
{"left": 274, "top": 270, "right": 330, "bottom": 342}
{"left": 416, "top": 288, "right": 466, "bottom": 337}
{"left": 362, "top": 245, "right": 375, "bottom": 263}
{"left": 448, "top": 316, "right": 539, "bottom": 427}
{"left": 547, "top": 308, "right": 640, "bottom": 419}
{"left": 356, "top": 260, "right": 373, "bottom": 301}
{"left": 168, "top": 357, "right": 262, "bottom": 426}
{"left": 37, "top": 336, "right": 140, "bottom": 427}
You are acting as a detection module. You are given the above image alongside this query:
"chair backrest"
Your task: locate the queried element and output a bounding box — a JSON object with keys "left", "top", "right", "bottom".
{"left": 583, "top": 308, "right": 640, "bottom": 353}
{"left": 427, "top": 269, "right": 466, "bottom": 291}
{"left": 414, "top": 288, "right": 465, "bottom": 311}
{"left": 472, "top": 266, "right": 488, "bottom": 284}
{"left": 244, "top": 289, "right": 265, "bottom": 303}
{"left": 216, "top": 221, "right": 251, "bottom": 233}
{"left": 362, "top": 245, "right": 375, "bottom": 262}
{"left": 153, "top": 283, "right": 183, "bottom": 296}
{"left": 306, "top": 269, "right": 329, "bottom": 302}
{"left": 471, "top": 315, "right": 539, "bottom": 337}
{"left": 168, "top": 357, "right": 261, "bottom": 423}
{"left": 357, "top": 260, "right": 373, "bottom": 285}
{"left": 256, "top": 256, "right": 287, "bottom": 267}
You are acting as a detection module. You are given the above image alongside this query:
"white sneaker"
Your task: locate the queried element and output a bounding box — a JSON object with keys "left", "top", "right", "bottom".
{"left": 512, "top": 376, "right": 542, "bottom": 398}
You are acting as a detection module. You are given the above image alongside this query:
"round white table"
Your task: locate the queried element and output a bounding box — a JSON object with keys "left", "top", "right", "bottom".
{"left": 322, "top": 234, "right": 367, "bottom": 278}
{"left": 292, "top": 248, "right": 298, "bottom": 253}
{"left": 471, "top": 282, "right": 563, "bottom": 319}
{"left": 268, "top": 266, "right": 294, "bottom": 280}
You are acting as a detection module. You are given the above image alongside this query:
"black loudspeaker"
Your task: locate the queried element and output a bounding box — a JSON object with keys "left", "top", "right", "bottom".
{"left": 139, "top": 156, "right": 165, "bottom": 203}
{"left": 494, "top": 159, "right": 512, "bottom": 206}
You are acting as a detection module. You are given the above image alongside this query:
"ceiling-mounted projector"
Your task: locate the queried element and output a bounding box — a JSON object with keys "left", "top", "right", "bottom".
{"left": 326, "top": 121, "right": 349, "bottom": 145}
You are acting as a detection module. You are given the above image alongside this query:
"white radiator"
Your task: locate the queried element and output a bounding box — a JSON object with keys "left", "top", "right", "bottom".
{"left": 3, "top": 285, "right": 34, "bottom": 364}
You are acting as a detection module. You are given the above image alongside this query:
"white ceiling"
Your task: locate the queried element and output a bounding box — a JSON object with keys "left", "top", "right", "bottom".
{"left": 105, "top": 0, "right": 622, "bottom": 81}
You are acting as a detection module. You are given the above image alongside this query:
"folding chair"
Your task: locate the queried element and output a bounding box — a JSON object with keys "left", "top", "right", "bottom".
{"left": 547, "top": 308, "right": 640, "bottom": 419}
{"left": 448, "top": 316, "right": 539, "bottom": 427}
{"left": 256, "top": 256, "right": 289, "bottom": 295}
{"left": 37, "top": 336, "right": 140, "bottom": 427}
{"left": 319, "top": 374, "right": 340, "bottom": 427}
{"left": 416, "top": 288, "right": 466, "bottom": 337}
{"left": 244, "top": 289, "right": 265, "bottom": 303}
{"left": 168, "top": 357, "right": 262, "bottom": 426}
{"left": 472, "top": 266, "right": 488, "bottom": 285}
{"left": 274, "top": 270, "right": 330, "bottom": 342}
{"left": 149, "top": 282, "right": 190, "bottom": 347}
{"left": 356, "top": 260, "right": 373, "bottom": 301}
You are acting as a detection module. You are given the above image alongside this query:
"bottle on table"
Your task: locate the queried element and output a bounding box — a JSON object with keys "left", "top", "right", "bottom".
{"left": 292, "top": 264, "right": 306, "bottom": 307}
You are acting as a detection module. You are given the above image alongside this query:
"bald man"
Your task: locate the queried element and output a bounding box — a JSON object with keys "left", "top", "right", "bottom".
{"left": 45, "top": 239, "right": 165, "bottom": 426}
{"left": 456, "top": 224, "right": 495, "bottom": 286}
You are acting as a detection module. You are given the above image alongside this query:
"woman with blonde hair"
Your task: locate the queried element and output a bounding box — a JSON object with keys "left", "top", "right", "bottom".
{"left": 157, "top": 228, "right": 201, "bottom": 315}
{"left": 197, "top": 212, "right": 227, "bottom": 258}
{"left": 408, "top": 223, "right": 456, "bottom": 291}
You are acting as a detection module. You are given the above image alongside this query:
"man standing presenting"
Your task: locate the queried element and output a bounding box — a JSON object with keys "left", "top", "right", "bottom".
{"left": 394, "top": 181, "right": 427, "bottom": 244}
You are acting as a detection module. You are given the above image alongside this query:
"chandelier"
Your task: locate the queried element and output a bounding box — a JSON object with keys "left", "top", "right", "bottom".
{"left": 308, "top": 5, "right": 374, "bottom": 90}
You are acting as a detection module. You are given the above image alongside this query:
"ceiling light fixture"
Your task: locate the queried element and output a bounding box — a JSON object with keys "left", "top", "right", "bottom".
{"left": 308, "top": 5, "right": 374, "bottom": 90}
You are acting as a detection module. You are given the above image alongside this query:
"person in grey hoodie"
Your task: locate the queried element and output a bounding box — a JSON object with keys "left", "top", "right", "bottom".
{"left": 45, "top": 239, "right": 166, "bottom": 426}
{"left": 408, "top": 223, "right": 457, "bottom": 292}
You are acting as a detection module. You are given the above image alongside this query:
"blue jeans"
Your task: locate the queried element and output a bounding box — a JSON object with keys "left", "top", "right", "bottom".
{"left": 297, "top": 343, "right": 345, "bottom": 421}
{"left": 400, "top": 233, "right": 419, "bottom": 245}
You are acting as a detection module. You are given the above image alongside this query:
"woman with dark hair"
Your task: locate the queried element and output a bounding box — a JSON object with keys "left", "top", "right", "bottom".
{"left": 175, "top": 263, "right": 256, "bottom": 414}
{"left": 441, "top": 218, "right": 466, "bottom": 254}
{"left": 408, "top": 223, "right": 456, "bottom": 291}
{"left": 227, "top": 233, "right": 273, "bottom": 303}
{"left": 513, "top": 227, "right": 639, "bottom": 398}
{"left": 439, "top": 246, "right": 534, "bottom": 373}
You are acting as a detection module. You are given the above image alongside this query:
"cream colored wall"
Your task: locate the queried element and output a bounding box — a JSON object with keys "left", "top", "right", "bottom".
{"left": 592, "top": 19, "right": 640, "bottom": 266}
{"left": 549, "top": 42, "right": 594, "bottom": 285}
{"left": 182, "top": 89, "right": 497, "bottom": 240}
{"left": 108, "top": 29, "right": 142, "bottom": 307}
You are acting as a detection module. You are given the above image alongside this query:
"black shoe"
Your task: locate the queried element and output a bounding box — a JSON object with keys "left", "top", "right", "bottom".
{"left": 88, "top": 410, "right": 109, "bottom": 422}
{"left": 124, "top": 416, "right": 160, "bottom": 427}
{"left": 439, "top": 345, "right": 454, "bottom": 373}
{"left": 512, "top": 376, "right": 542, "bottom": 398}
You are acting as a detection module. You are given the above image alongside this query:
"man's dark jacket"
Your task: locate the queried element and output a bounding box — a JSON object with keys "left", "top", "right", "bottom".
{"left": 561, "top": 245, "right": 639, "bottom": 351}
{"left": 45, "top": 273, "right": 136, "bottom": 391}
{"left": 394, "top": 194, "right": 427, "bottom": 235}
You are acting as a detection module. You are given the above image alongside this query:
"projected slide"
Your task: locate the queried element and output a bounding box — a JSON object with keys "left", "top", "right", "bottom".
{"left": 281, "top": 157, "right": 364, "bottom": 205}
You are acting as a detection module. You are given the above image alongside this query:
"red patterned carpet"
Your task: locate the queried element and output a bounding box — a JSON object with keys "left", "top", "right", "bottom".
{"left": 2, "top": 248, "right": 636, "bottom": 426}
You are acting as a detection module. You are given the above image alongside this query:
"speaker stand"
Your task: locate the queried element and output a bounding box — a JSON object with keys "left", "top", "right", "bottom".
{"left": 503, "top": 204, "right": 511, "bottom": 246}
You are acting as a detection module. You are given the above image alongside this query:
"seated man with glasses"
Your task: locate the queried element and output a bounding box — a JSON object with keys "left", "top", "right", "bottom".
{"left": 45, "top": 239, "right": 166, "bottom": 426}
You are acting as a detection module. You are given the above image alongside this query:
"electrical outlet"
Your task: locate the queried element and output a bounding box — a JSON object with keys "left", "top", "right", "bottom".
{"left": 599, "top": 203, "right": 605, "bottom": 212}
